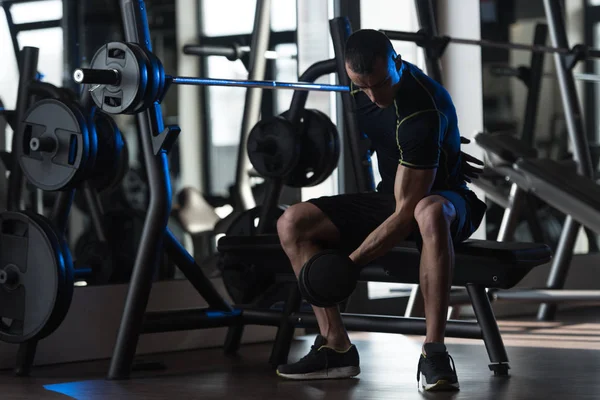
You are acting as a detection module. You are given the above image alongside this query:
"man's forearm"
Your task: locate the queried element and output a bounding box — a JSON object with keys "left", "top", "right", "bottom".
{"left": 350, "top": 211, "right": 414, "bottom": 266}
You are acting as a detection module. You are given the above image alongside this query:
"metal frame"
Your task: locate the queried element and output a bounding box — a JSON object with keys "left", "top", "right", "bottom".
{"left": 460, "top": 0, "right": 600, "bottom": 322}
{"left": 391, "top": 0, "right": 600, "bottom": 322}
{"left": 1, "top": 0, "right": 63, "bottom": 71}
{"left": 584, "top": 3, "right": 600, "bottom": 144}
{"left": 535, "top": 0, "right": 595, "bottom": 321}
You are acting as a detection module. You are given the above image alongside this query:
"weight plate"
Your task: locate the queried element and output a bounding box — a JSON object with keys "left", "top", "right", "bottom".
{"left": 0, "top": 211, "right": 66, "bottom": 343}
{"left": 125, "top": 43, "right": 154, "bottom": 114}
{"left": 82, "top": 105, "right": 99, "bottom": 187}
{"left": 120, "top": 167, "right": 149, "bottom": 212}
{"left": 283, "top": 109, "right": 341, "bottom": 188}
{"left": 312, "top": 109, "right": 342, "bottom": 186}
{"left": 219, "top": 206, "right": 286, "bottom": 305}
{"left": 25, "top": 212, "right": 74, "bottom": 340}
{"left": 74, "top": 209, "right": 184, "bottom": 284}
{"left": 16, "top": 99, "right": 91, "bottom": 191}
{"left": 89, "top": 111, "right": 128, "bottom": 192}
{"left": 74, "top": 232, "right": 114, "bottom": 284}
{"left": 247, "top": 116, "right": 301, "bottom": 179}
{"left": 88, "top": 42, "right": 146, "bottom": 115}
{"left": 133, "top": 44, "right": 164, "bottom": 111}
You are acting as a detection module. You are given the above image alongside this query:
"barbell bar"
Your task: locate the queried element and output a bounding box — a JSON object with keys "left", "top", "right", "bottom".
{"left": 381, "top": 29, "right": 600, "bottom": 58}
{"left": 574, "top": 73, "right": 600, "bottom": 83}
{"left": 73, "top": 68, "right": 350, "bottom": 93}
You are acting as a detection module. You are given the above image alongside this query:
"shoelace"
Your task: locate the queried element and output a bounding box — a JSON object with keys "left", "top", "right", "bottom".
{"left": 297, "top": 344, "right": 321, "bottom": 363}
{"left": 416, "top": 353, "right": 457, "bottom": 384}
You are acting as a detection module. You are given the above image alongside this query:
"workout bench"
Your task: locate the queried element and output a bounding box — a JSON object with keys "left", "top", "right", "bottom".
{"left": 217, "top": 234, "right": 551, "bottom": 376}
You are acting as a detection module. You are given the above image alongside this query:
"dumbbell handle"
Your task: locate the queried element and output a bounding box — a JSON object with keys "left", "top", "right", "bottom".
{"left": 73, "top": 68, "right": 120, "bottom": 85}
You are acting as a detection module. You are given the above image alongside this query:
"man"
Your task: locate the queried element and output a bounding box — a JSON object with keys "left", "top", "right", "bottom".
{"left": 275, "top": 29, "right": 487, "bottom": 391}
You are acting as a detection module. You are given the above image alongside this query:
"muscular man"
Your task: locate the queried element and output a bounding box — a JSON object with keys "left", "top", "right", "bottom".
{"left": 275, "top": 29, "right": 486, "bottom": 391}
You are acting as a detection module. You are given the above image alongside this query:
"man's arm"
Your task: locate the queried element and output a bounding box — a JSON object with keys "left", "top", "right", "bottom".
{"left": 349, "top": 165, "right": 436, "bottom": 266}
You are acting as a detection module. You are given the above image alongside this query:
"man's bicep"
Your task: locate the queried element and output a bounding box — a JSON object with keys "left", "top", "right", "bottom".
{"left": 393, "top": 164, "right": 437, "bottom": 211}
{"left": 396, "top": 110, "right": 443, "bottom": 169}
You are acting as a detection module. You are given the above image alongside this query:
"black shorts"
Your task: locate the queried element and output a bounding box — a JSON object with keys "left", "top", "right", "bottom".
{"left": 307, "top": 189, "right": 487, "bottom": 252}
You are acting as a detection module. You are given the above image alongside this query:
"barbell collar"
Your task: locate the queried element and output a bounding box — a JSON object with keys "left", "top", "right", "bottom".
{"left": 73, "top": 68, "right": 121, "bottom": 86}
{"left": 29, "top": 136, "right": 56, "bottom": 153}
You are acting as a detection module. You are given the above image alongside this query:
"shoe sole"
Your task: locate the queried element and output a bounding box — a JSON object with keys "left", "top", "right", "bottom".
{"left": 421, "top": 373, "right": 460, "bottom": 391}
{"left": 277, "top": 366, "right": 361, "bottom": 380}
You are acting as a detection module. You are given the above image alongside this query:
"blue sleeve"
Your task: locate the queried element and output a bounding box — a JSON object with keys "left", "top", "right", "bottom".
{"left": 396, "top": 109, "right": 446, "bottom": 169}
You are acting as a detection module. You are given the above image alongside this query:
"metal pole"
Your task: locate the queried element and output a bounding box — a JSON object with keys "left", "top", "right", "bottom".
{"left": 496, "top": 184, "right": 525, "bottom": 242}
{"left": 574, "top": 73, "right": 600, "bottom": 82}
{"left": 330, "top": 17, "right": 375, "bottom": 192}
{"left": 175, "top": 0, "right": 204, "bottom": 193}
{"left": 62, "top": 0, "right": 81, "bottom": 93}
{"left": 381, "top": 29, "right": 600, "bottom": 58}
{"left": 537, "top": 215, "right": 580, "bottom": 321}
{"left": 8, "top": 47, "right": 38, "bottom": 212}
{"left": 233, "top": 0, "right": 272, "bottom": 211}
{"left": 538, "top": 0, "right": 592, "bottom": 321}
{"left": 543, "top": 0, "right": 594, "bottom": 177}
{"left": 414, "top": 0, "right": 443, "bottom": 83}
{"left": 521, "top": 23, "right": 548, "bottom": 146}
{"left": 108, "top": 0, "right": 172, "bottom": 380}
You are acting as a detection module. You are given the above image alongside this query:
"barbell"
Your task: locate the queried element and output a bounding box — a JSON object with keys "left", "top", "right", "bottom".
{"left": 381, "top": 29, "right": 600, "bottom": 59}
{"left": 574, "top": 73, "right": 600, "bottom": 83}
{"left": 73, "top": 42, "right": 348, "bottom": 114}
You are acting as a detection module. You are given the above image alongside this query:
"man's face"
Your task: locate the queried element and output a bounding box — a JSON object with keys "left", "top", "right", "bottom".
{"left": 346, "top": 55, "right": 401, "bottom": 109}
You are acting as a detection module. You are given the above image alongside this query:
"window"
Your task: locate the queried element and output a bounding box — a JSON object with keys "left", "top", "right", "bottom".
{"left": 201, "top": 0, "right": 298, "bottom": 196}
{"left": 0, "top": 1, "right": 64, "bottom": 151}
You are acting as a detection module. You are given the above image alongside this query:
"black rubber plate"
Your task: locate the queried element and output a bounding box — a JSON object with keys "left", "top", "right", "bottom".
{"left": 0, "top": 211, "right": 67, "bottom": 343}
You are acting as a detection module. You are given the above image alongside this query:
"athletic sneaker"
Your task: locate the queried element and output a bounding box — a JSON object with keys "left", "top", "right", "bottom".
{"left": 417, "top": 343, "right": 460, "bottom": 391}
{"left": 276, "top": 335, "right": 360, "bottom": 380}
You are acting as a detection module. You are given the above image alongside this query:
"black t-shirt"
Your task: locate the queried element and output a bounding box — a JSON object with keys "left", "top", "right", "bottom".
{"left": 352, "top": 61, "right": 466, "bottom": 194}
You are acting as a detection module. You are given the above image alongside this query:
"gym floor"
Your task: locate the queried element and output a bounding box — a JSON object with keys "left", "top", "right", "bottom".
{"left": 2, "top": 307, "right": 598, "bottom": 400}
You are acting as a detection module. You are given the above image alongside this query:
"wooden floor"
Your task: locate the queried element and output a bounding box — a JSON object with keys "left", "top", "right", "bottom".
{"left": 2, "top": 308, "right": 600, "bottom": 400}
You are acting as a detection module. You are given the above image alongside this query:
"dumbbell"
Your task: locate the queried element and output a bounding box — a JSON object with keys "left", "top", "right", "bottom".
{"left": 298, "top": 250, "right": 359, "bottom": 308}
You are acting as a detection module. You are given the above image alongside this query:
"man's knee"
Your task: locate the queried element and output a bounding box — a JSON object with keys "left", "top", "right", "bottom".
{"left": 414, "top": 195, "right": 456, "bottom": 239}
{"left": 277, "top": 202, "right": 322, "bottom": 247}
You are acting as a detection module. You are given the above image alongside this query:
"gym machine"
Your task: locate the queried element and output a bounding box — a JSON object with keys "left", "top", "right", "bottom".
{"left": 468, "top": 0, "right": 600, "bottom": 320}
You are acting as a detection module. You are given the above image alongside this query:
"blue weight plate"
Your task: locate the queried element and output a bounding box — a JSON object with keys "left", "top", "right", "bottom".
{"left": 16, "top": 99, "right": 91, "bottom": 191}
{"left": 88, "top": 42, "right": 145, "bottom": 115}
{"left": 24, "top": 212, "right": 74, "bottom": 341}
{"left": 0, "top": 211, "right": 62, "bottom": 343}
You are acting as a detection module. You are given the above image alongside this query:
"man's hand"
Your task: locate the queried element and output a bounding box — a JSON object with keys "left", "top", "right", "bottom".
{"left": 460, "top": 136, "right": 484, "bottom": 183}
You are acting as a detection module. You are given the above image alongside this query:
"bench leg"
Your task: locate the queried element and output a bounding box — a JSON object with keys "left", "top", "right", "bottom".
{"left": 224, "top": 324, "right": 245, "bottom": 355}
{"left": 269, "top": 284, "right": 302, "bottom": 369}
{"left": 466, "top": 284, "right": 510, "bottom": 376}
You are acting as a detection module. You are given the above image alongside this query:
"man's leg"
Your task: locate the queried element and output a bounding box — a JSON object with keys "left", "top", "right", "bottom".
{"left": 413, "top": 190, "right": 483, "bottom": 391}
{"left": 275, "top": 192, "right": 396, "bottom": 380}
{"left": 414, "top": 194, "right": 458, "bottom": 391}
{"left": 276, "top": 202, "right": 351, "bottom": 350}
{"left": 413, "top": 195, "right": 456, "bottom": 345}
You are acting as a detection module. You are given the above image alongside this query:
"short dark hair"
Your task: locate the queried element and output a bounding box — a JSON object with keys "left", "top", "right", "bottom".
{"left": 344, "top": 29, "right": 395, "bottom": 74}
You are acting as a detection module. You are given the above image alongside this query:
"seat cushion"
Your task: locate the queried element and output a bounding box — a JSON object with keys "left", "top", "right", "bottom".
{"left": 218, "top": 235, "right": 552, "bottom": 289}
{"left": 475, "top": 131, "right": 538, "bottom": 163}
{"left": 516, "top": 158, "right": 600, "bottom": 233}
